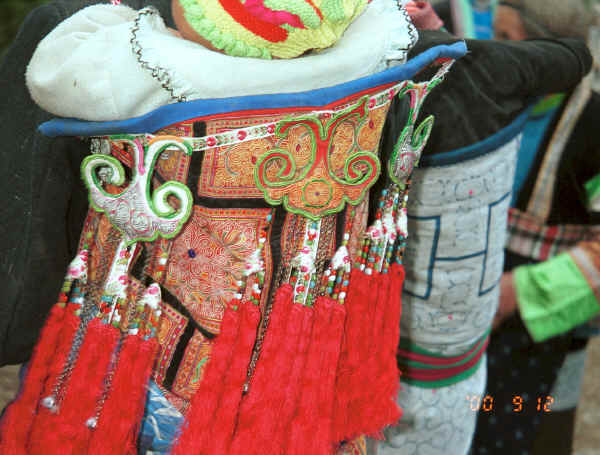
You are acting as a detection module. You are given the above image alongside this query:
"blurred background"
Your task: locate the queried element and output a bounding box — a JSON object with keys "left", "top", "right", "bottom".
{"left": 0, "top": 0, "right": 49, "bottom": 56}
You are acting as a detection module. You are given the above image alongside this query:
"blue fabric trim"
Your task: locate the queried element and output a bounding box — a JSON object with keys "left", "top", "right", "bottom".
{"left": 39, "top": 42, "right": 467, "bottom": 138}
{"left": 419, "top": 104, "right": 534, "bottom": 168}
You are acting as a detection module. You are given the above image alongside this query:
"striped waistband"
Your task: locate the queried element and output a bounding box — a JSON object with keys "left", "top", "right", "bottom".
{"left": 397, "top": 331, "right": 490, "bottom": 388}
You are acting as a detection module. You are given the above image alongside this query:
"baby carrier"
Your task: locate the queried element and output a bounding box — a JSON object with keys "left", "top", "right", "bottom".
{"left": 0, "top": 40, "right": 466, "bottom": 454}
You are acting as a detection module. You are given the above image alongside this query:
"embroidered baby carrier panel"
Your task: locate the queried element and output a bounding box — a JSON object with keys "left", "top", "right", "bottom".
{"left": 71, "top": 63, "right": 450, "bottom": 410}
{"left": 0, "top": 46, "right": 465, "bottom": 455}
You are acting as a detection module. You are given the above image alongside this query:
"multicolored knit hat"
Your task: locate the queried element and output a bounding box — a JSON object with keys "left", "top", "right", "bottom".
{"left": 172, "top": 0, "right": 369, "bottom": 59}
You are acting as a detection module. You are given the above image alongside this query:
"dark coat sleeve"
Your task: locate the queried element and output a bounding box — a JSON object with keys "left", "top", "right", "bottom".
{"left": 0, "top": 4, "right": 87, "bottom": 365}
{"left": 0, "top": 0, "right": 174, "bottom": 365}
{"left": 411, "top": 30, "right": 593, "bottom": 154}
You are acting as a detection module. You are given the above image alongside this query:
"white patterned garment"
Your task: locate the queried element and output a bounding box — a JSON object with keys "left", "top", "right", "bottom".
{"left": 374, "top": 135, "right": 520, "bottom": 454}
{"left": 374, "top": 357, "right": 486, "bottom": 455}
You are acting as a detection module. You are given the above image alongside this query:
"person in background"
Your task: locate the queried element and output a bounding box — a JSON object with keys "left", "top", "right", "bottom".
{"left": 370, "top": 3, "right": 592, "bottom": 454}
{"left": 470, "top": 1, "right": 600, "bottom": 454}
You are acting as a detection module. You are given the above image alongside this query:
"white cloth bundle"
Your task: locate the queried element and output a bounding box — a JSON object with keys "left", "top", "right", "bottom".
{"left": 27, "top": 0, "right": 416, "bottom": 121}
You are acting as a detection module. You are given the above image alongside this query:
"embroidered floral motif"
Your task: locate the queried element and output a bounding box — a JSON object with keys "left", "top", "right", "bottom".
{"left": 164, "top": 206, "right": 273, "bottom": 333}
{"left": 82, "top": 136, "right": 194, "bottom": 245}
{"left": 254, "top": 97, "right": 381, "bottom": 220}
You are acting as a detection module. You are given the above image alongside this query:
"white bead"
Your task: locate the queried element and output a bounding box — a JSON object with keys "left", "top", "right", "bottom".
{"left": 339, "top": 292, "right": 347, "bottom": 299}
{"left": 86, "top": 417, "right": 98, "bottom": 429}
{"left": 41, "top": 396, "right": 56, "bottom": 410}
{"left": 235, "top": 293, "right": 243, "bottom": 299}
{"left": 159, "top": 257, "right": 167, "bottom": 265}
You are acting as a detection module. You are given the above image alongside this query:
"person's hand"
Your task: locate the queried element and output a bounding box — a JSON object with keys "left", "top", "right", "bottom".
{"left": 494, "top": 5, "right": 528, "bottom": 41}
{"left": 493, "top": 271, "right": 519, "bottom": 330}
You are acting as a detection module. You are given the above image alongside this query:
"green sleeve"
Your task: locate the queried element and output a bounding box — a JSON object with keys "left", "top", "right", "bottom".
{"left": 514, "top": 252, "right": 600, "bottom": 342}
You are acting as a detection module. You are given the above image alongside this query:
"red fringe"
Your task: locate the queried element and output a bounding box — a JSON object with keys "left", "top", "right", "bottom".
{"left": 209, "top": 302, "right": 260, "bottom": 455}
{"left": 229, "top": 284, "right": 294, "bottom": 455}
{"left": 360, "top": 271, "right": 399, "bottom": 437}
{"left": 312, "top": 298, "right": 346, "bottom": 455}
{"left": 0, "top": 304, "right": 67, "bottom": 454}
{"left": 331, "top": 268, "right": 372, "bottom": 442}
{"left": 88, "top": 335, "right": 160, "bottom": 455}
{"left": 47, "top": 320, "right": 120, "bottom": 455}
{"left": 370, "top": 263, "right": 405, "bottom": 435}
{"left": 271, "top": 305, "right": 314, "bottom": 454}
{"left": 170, "top": 301, "right": 242, "bottom": 455}
{"left": 26, "top": 310, "right": 82, "bottom": 455}
{"left": 286, "top": 297, "right": 334, "bottom": 455}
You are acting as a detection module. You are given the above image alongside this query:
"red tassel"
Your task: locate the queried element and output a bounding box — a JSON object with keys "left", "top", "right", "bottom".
{"left": 26, "top": 309, "right": 82, "bottom": 455}
{"left": 351, "top": 269, "right": 384, "bottom": 406}
{"left": 0, "top": 304, "right": 67, "bottom": 454}
{"left": 331, "top": 268, "right": 373, "bottom": 442}
{"left": 229, "top": 284, "right": 294, "bottom": 455}
{"left": 47, "top": 320, "right": 120, "bottom": 455}
{"left": 285, "top": 297, "right": 334, "bottom": 455}
{"left": 312, "top": 298, "right": 346, "bottom": 455}
{"left": 88, "top": 335, "right": 160, "bottom": 455}
{"left": 26, "top": 319, "right": 118, "bottom": 455}
{"left": 370, "top": 263, "right": 405, "bottom": 434}
{"left": 360, "top": 271, "right": 400, "bottom": 438}
{"left": 209, "top": 301, "right": 260, "bottom": 455}
{"left": 271, "top": 305, "right": 315, "bottom": 454}
{"left": 171, "top": 301, "right": 242, "bottom": 455}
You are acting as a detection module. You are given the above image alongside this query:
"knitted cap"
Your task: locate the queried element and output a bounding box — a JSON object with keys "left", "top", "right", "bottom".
{"left": 172, "top": 0, "right": 369, "bottom": 59}
{"left": 501, "top": 0, "right": 598, "bottom": 39}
